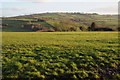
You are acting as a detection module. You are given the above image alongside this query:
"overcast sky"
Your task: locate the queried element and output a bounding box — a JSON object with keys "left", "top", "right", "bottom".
{"left": 1, "top": 0, "right": 119, "bottom": 2}
{"left": 0, "top": 0, "right": 119, "bottom": 17}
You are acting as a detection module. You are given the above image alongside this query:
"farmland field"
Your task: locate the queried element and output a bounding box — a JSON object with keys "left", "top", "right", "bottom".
{"left": 2, "top": 32, "right": 120, "bottom": 79}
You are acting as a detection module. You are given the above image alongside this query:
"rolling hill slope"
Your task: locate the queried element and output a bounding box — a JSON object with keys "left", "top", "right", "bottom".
{"left": 2, "top": 13, "right": 118, "bottom": 32}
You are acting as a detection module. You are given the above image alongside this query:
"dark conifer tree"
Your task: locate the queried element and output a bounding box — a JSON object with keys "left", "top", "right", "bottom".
{"left": 91, "top": 22, "right": 96, "bottom": 31}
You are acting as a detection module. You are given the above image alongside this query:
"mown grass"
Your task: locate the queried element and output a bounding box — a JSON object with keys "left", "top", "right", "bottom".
{"left": 2, "top": 32, "right": 120, "bottom": 79}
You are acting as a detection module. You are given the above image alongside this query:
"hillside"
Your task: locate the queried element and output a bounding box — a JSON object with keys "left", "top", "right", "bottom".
{"left": 2, "top": 13, "right": 118, "bottom": 32}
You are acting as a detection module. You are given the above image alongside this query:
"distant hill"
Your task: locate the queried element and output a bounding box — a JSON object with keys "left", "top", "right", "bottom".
{"left": 2, "top": 13, "right": 118, "bottom": 32}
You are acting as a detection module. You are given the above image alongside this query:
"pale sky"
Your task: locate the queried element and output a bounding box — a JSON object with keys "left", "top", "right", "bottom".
{"left": 1, "top": 0, "right": 119, "bottom": 2}
{"left": 0, "top": 0, "right": 119, "bottom": 17}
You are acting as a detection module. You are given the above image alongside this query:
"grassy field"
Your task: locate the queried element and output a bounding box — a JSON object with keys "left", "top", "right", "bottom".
{"left": 2, "top": 32, "right": 120, "bottom": 79}
{"left": 2, "top": 13, "right": 118, "bottom": 32}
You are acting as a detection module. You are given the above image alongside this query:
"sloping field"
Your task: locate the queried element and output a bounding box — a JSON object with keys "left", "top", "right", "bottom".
{"left": 2, "top": 13, "right": 118, "bottom": 32}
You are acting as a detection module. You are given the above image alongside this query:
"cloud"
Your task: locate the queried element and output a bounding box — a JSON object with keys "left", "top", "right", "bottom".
{"left": 1, "top": 0, "right": 54, "bottom": 2}
{"left": 18, "top": 0, "right": 119, "bottom": 2}
{"left": 89, "top": 6, "right": 118, "bottom": 14}
{"left": 2, "top": 7, "right": 25, "bottom": 11}
{"left": 18, "top": 0, "right": 53, "bottom": 2}
{"left": 1, "top": 0, "right": 119, "bottom": 3}
{"left": 11, "top": 7, "right": 26, "bottom": 11}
